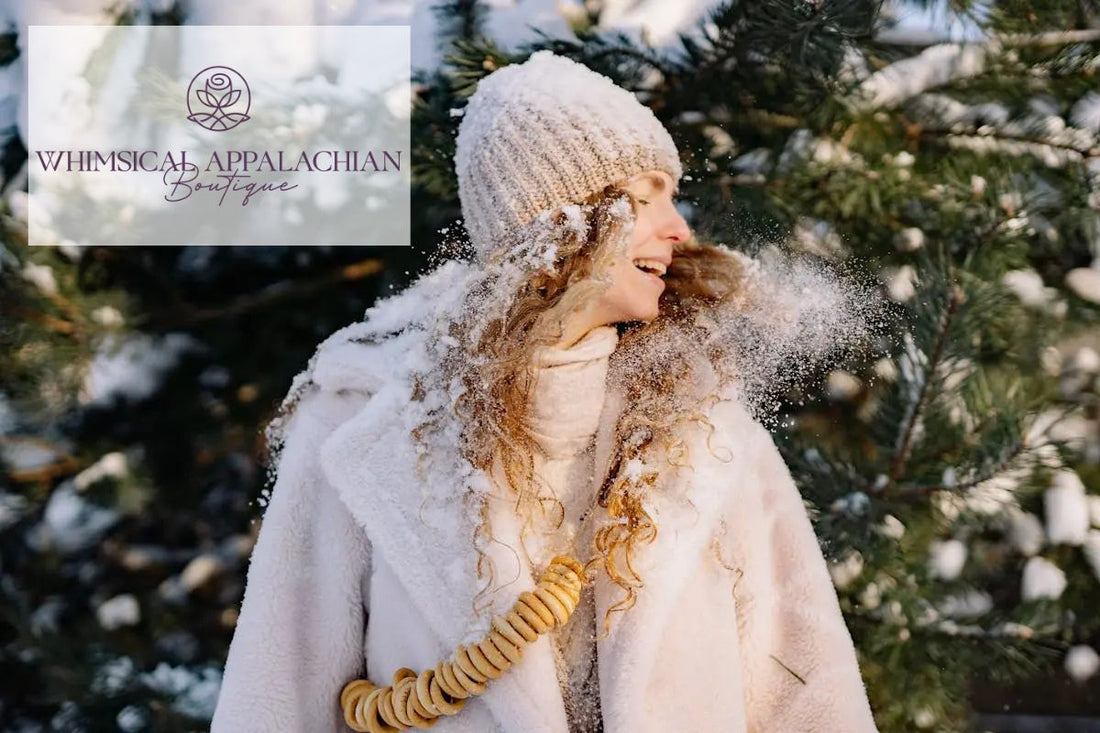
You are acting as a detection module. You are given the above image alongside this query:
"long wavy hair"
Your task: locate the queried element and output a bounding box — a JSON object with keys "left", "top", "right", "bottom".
{"left": 425, "top": 181, "right": 755, "bottom": 633}
{"left": 263, "top": 174, "right": 874, "bottom": 634}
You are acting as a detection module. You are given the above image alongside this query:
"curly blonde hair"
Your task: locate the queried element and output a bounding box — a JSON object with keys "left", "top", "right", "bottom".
{"left": 263, "top": 176, "right": 873, "bottom": 636}
{"left": 429, "top": 182, "right": 754, "bottom": 633}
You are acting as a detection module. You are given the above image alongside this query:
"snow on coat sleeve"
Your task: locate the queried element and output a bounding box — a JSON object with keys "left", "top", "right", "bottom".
{"left": 211, "top": 387, "right": 373, "bottom": 733}
{"left": 719, "top": 399, "right": 879, "bottom": 733}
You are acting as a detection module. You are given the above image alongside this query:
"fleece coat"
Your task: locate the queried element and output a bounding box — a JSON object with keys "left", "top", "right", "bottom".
{"left": 211, "top": 314, "right": 880, "bottom": 733}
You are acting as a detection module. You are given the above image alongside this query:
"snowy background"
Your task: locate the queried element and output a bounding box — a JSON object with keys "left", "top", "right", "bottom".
{"left": 2, "top": 1, "right": 1100, "bottom": 731}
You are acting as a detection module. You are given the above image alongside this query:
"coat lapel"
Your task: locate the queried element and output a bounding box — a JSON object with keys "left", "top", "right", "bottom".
{"left": 590, "top": 364, "right": 742, "bottom": 733}
{"left": 316, "top": 330, "right": 748, "bottom": 733}
{"left": 318, "top": 373, "right": 571, "bottom": 732}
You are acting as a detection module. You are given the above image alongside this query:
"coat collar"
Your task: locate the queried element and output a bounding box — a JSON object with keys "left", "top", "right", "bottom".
{"left": 319, "top": 373, "right": 573, "bottom": 732}
{"left": 317, "top": 338, "right": 745, "bottom": 733}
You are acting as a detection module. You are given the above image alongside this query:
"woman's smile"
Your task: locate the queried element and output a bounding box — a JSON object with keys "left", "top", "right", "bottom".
{"left": 631, "top": 255, "right": 670, "bottom": 288}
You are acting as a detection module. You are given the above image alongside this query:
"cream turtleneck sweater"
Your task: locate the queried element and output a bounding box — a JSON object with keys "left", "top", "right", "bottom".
{"left": 522, "top": 324, "right": 619, "bottom": 733}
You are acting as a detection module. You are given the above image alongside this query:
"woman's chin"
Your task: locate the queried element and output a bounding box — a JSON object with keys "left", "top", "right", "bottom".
{"left": 618, "top": 301, "right": 661, "bottom": 324}
{"left": 602, "top": 285, "right": 663, "bottom": 324}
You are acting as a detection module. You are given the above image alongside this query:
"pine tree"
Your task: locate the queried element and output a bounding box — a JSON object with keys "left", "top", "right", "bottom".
{"left": 1, "top": 0, "right": 1099, "bottom": 730}
{"left": 394, "top": 1, "right": 1100, "bottom": 729}
{"left": 0, "top": 4, "right": 418, "bottom": 729}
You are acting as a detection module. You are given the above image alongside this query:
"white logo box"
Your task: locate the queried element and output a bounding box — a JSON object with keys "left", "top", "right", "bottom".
{"left": 28, "top": 24, "right": 411, "bottom": 246}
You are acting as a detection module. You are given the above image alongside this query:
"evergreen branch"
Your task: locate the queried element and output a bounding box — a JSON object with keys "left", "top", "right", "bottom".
{"left": 892, "top": 438, "right": 1028, "bottom": 498}
{"left": 2, "top": 244, "right": 88, "bottom": 343}
{"left": 582, "top": 45, "right": 675, "bottom": 79}
{"left": 880, "top": 281, "right": 964, "bottom": 495}
{"left": 930, "top": 132, "right": 1093, "bottom": 167}
{"left": 439, "top": 39, "right": 512, "bottom": 97}
{"left": 41, "top": 291, "right": 86, "bottom": 340}
{"left": 853, "top": 44, "right": 991, "bottom": 111}
{"left": 852, "top": 30, "right": 1100, "bottom": 112}
{"left": 518, "top": 31, "right": 677, "bottom": 85}
{"left": 1021, "top": 404, "right": 1086, "bottom": 452}
{"left": 996, "top": 29, "right": 1100, "bottom": 48}
{"left": 873, "top": 28, "right": 1100, "bottom": 48}
{"left": 897, "top": 109, "right": 1098, "bottom": 163}
{"left": 847, "top": 607, "right": 1064, "bottom": 648}
{"left": 970, "top": 209, "right": 1014, "bottom": 249}
{"left": 0, "top": 296, "right": 78, "bottom": 338}
{"left": 431, "top": 0, "right": 489, "bottom": 59}
{"left": 744, "top": 108, "right": 804, "bottom": 129}
{"left": 909, "top": 621, "right": 1066, "bottom": 653}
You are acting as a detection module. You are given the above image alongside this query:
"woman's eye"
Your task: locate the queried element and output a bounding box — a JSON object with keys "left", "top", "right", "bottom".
{"left": 637, "top": 198, "right": 650, "bottom": 205}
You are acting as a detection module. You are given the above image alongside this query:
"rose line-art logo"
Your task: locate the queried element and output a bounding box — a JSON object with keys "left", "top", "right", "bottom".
{"left": 187, "top": 66, "right": 251, "bottom": 132}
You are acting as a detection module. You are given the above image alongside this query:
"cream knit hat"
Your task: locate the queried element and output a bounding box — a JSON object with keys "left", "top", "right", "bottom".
{"left": 454, "top": 50, "right": 683, "bottom": 262}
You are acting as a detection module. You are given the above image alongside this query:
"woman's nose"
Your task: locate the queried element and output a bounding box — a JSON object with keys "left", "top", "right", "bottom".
{"left": 659, "top": 204, "right": 691, "bottom": 243}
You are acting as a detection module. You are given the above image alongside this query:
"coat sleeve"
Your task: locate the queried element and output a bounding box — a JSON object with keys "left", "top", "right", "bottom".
{"left": 719, "top": 404, "right": 879, "bottom": 733}
{"left": 211, "top": 387, "right": 373, "bottom": 733}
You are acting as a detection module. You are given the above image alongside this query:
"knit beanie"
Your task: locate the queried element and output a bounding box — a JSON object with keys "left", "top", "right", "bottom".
{"left": 454, "top": 50, "right": 683, "bottom": 262}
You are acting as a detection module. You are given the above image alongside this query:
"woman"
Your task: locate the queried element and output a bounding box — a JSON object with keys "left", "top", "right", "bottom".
{"left": 211, "top": 50, "right": 879, "bottom": 733}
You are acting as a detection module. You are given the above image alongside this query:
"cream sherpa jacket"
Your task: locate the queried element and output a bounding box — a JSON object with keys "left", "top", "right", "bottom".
{"left": 211, "top": 318, "right": 880, "bottom": 733}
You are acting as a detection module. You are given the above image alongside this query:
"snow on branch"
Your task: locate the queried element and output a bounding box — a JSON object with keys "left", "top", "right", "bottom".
{"left": 851, "top": 30, "right": 1100, "bottom": 112}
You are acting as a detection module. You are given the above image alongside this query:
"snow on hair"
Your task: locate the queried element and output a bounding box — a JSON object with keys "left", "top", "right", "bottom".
{"left": 261, "top": 185, "right": 887, "bottom": 633}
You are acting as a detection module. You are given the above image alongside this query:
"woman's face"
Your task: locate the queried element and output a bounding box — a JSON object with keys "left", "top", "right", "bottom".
{"left": 592, "top": 169, "right": 691, "bottom": 324}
